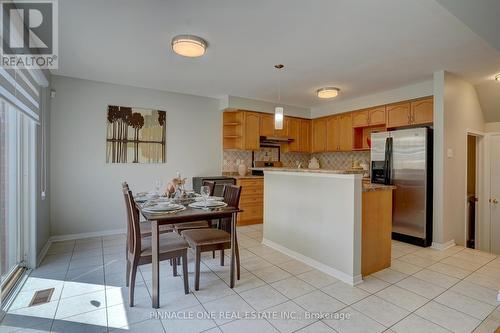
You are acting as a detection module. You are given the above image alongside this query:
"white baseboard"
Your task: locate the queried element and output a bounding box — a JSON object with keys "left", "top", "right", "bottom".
{"left": 431, "top": 239, "right": 456, "bottom": 251}
{"left": 49, "top": 228, "right": 126, "bottom": 242}
{"left": 35, "top": 228, "right": 127, "bottom": 266}
{"left": 36, "top": 239, "right": 51, "bottom": 267}
{"left": 262, "top": 238, "right": 362, "bottom": 286}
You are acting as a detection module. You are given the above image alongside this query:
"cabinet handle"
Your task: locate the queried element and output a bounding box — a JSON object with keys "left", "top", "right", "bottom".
{"left": 408, "top": 112, "right": 411, "bottom": 124}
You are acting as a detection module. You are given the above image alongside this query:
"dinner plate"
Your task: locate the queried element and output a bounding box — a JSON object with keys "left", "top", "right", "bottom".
{"left": 194, "top": 196, "right": 224, "bottom": 202}
{"left": 143, "top": 203, "right": 184, "bottom": 212}
{"left": 188, "top": 201, "right": 227, "bottom": 209}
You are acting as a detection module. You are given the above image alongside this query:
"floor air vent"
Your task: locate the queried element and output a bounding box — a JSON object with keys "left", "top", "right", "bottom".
{"left": 29, "top": 288, "right": 54, "bottom": 306}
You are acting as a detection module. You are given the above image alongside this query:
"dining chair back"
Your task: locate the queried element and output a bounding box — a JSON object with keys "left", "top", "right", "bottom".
{"left": 123, "top": 187, "right": 142, "bottom": 259}
{"left": 202, "top": 180, "right": 216, "bottom": 196}
{"left": 219, "top": 185, "right": 242, "bottom": 232}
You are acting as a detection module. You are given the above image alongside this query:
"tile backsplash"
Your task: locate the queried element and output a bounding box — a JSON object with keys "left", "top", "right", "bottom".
{"left": 223, "top": 148, "right": 370, "bottom": 172}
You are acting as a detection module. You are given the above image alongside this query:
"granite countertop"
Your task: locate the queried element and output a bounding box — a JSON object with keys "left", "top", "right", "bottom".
{"left": 256, "top": 167, "right": 366, "bottom": 175}
{"left": 362, "top": 182, "right": 396, "bottom": 192}
{"left": 221, "top": 172, "right": 263, "bottom": 179}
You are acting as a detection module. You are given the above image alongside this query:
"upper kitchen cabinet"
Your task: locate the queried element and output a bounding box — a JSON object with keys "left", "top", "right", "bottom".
{"left": 386, "top": 97, "right": 433, "bottom": 128}
{"left": 411, "top": 97, "right": 433, "bottom": 125}
{"left": 260, "top": 113, "right": 275, "bottom": 137}
{"left": 299, "top": 119, "right": 311, "bottom": 152}
{"left": 274, "top": 117, "right": 289, "bottom": 137}
{"left": 287, "top": 118, "right": 300, "bottom": 152}
{"left": 352, "top": 106, "right": 386, "bottom": 127}
{"left": 386, "top": 102, "right": 411, "bottom": 128}
{"left": 326, "top": 114, "right": 352, "bottom": 152}
{"left": 223, "top": 111, "right": 243, "bottom": 149}
{"left": 243, "top": 112, "right": 261, "bottom": 150}
{"left": 312, "top": 117, "right": 327, "bottom": 153}
{"left": 326, "top": 116, "right": 339, "bottom": 152}
{"left": 338, "top": 113, "right": 353, "bottom": 151}
{"left": 287, "top": 117, "right": 311, "bottom": 153}
{"left": 259, "top": 113, "right": 289, "bottom": 137}
{"left": 222, "top": 110, "right": 260, "bottom": 150}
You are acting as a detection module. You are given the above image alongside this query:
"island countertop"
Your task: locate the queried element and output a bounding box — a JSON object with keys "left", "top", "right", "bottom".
{"left": 258, "top": 168, "right": 394, "bottom": 192}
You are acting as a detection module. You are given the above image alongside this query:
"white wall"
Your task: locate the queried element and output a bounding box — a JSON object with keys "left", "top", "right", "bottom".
{"left": 485, "top": 122, "right": 500, "bottom": 132}
{"left": 433, "top": 71, "right": 485, "bottom": 246}
{"left": 221, "top": 95, "right": 311, "bottom": 118}
{"left": 50, "top": 76, "right": 222, "bottom": 236}
{"left": 311, "top": 80, "right": 433, "bottom": 118}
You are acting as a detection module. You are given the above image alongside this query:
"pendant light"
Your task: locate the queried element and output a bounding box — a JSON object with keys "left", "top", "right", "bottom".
{"left": 274, "top": 64, "right": 284, "bottom": 130}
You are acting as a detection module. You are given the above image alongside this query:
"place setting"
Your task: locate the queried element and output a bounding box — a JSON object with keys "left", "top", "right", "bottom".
{"left": 188, "top": 184, "right": 227, "bottom": 210}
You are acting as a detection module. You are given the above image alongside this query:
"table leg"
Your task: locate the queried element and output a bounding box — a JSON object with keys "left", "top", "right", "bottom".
{"left": 230, "top": 212, "right": 237, "bottom": 288}
{"left": 152, "top": 220, "right": 160, "bottom": 308}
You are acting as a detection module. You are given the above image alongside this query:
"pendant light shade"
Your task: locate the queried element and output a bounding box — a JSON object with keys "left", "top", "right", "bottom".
{"left": 274, "top": 106, "right": 284, "bottom": 130}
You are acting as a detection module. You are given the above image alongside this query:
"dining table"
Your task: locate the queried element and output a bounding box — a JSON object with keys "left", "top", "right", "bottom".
{"left": 138, "top": 202, "right": 242, "bottom": 308}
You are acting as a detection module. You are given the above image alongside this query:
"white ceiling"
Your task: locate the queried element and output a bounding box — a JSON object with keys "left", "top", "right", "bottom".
{"left": 55, "top": 0, "right": 500, "bottom": 114}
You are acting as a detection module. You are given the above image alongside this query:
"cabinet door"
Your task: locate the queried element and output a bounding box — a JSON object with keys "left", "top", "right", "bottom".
{"left": 300, "top": 120, "right": 311, "bottom": 152}
{"left": 260, "top": 114, "right": 275, "bottom": 137}
{"left": 274, "top": 117, "right": 289, "bottom": 137}
{"left": 352, "top": 110, "right": 369, "bottom": 127}
{"left": 411, "top": 98, "right": 433, "bottom": 125}
{"left": 386, "top": 102, "right": 411, "bottom": 128}
{"left": 368, "top": 106, "right": 386, "bottom": 125}
{"left": 243, "top": 112, "right": 260, "bottom": 150}
{"left": 326, "top": 116, "right": 340, "bottom": 152}
{"left": 287, "top": 118, "right": 301, "bottom": 152}
{"left": 312, "top": 118, "right": 327, "bottom": 152}
{"left": 339, "top": 114, "right": 353, "bottom": 151}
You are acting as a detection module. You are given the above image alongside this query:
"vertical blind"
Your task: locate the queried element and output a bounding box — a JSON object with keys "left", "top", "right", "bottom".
{"left": 0, "top": 68, "right": 41, "bottom": 122}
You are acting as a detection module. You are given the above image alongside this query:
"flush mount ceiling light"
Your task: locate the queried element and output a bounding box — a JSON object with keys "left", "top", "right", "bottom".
{"left": 316, "top": 87, "right": 340, "bottom": 99}
{"left": 495, "top": 74, "right": 500, "bottom": 81}
{"left": 171, "top": 35, "right": 207, "bottom": 57}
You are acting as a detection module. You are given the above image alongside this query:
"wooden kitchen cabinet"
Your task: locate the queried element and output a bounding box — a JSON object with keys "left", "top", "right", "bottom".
{"left": 236, "top": 178, "right": 263, "bottom": 225}
{"left": 352, "top": 110, "right": 369, "bottom": 127}
{"left": 386, "top": 97, "right": 433, "bottom": 128}
{"left": 386, "top": 102, "right": 411, "bottom": 128}
{"left": 223, "top": 111, "right": 243, "bottom": 149}
{"left": 299, "top": 119, "right": 311, "bottom": 152}
{"left": 243, "top": 112, "right": 261, "bottom": 150}
{"left": 287, "top": 118, "right": 301, "bottom": 152}
{"left": 259, "top": 113, "right": 289, "bottom": 137}
{"left": 326, "top": 114, "right": 352, "bottom": 152}
{"left": 260, "top": 114, "right": 275, "bottom": 137}
{"left": 368, "top": 106, "right": 386, "bottom": 125}
{"left": 274, "top": 117, "right": 289, "bottom": 137}
{"left": 326, "top": 116, "right": 339, "bottom": 152}
{"left": 411, "top": 97, "right": 433, "bottom": 125}
{"left": 338, "top": 113, "right": 353, "bottom": 151}
{"left": 312, "top": 117, "right": 327, "bottom": 152}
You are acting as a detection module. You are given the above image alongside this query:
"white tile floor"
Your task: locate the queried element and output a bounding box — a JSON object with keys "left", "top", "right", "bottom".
{"left": 1, "top": 224, "right": 499, "bottom": 333}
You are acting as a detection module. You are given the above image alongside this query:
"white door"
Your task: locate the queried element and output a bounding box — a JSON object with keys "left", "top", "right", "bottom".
{"left": 490, "top": 134, "right": 500, "bottom": 254}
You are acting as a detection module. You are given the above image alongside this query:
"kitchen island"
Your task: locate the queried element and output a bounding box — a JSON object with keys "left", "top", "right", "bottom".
{"left": 262, "top": 169, "right": 394, "bottom": 285}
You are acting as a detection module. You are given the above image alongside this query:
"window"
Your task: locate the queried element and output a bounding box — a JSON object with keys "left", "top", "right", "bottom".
{"left": 0, "top": 97, "right": 36, "bottom": 310}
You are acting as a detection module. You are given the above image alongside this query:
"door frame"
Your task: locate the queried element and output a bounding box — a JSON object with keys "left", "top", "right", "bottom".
{"left": 463, "top": 130, "right": 485, "bottom": 249}
{"left": 481, "top": 132, "right": 500, "bottom": 253}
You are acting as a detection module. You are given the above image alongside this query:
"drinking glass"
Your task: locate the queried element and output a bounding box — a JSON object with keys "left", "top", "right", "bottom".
{"left": 155, "top": 180, "right": 163, "bottom": 195}
{"left": 200, "top": 185, "right": 210, "bottom": 207}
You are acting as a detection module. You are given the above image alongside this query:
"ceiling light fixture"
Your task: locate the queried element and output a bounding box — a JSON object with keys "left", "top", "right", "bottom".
{"left": 274, "top": 64, "right": 284, "bottom": 130}
{"left": 495, "top": 74, "right": 500, "bottom": 81}
{"left": 171, "top": 35, "right": 207, "bottom": 57}
{"left": 316, "top": 87, "right": 340, "bottom": 99}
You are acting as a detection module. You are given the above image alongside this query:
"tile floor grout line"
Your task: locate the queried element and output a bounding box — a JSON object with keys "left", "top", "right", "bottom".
{"left": 49, "top": 240, "right": 76, "bottom": 332}
{"left": 382, "top": 246, "right": 498, "bottom": 333}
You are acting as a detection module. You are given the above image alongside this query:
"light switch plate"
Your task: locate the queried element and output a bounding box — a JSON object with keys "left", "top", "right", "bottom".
{"left": 447, "top": 148, "right": 454, "bottom": 158}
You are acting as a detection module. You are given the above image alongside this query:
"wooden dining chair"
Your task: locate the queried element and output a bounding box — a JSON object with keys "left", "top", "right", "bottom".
{"left": 172, "top": 180, "right": 216, "bottom": 234}
{"left": 181, "top": 184, "right": 242, "bottom": 290}
{"left": 123, "top": 187, "right": 190, "bottom": 306}
{"left": 122, "top": 182, "right": 173, "bottom": 236}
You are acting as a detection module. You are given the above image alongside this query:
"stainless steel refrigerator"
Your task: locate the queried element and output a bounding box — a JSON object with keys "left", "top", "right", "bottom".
{"left": 371, "top": 127, "right": 433, "bottom": 247}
